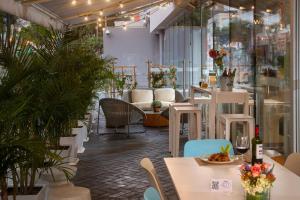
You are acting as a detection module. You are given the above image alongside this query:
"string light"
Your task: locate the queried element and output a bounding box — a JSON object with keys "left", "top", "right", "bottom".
{"left": 99, "top": 23, "right": 103, "bottom": 27}
{"left": 102, "top": 27, "right": 106, "bottom": 31}
{"left": 119, "top": 2, "right": 124, "bottom": 8}
{"left": 99, "top": 10, "right": 104, "bottom": 16}
{"left": 251, "top": 5, "right": 255, "bottom": 10}
{"left": 71, "top": 0, "right": 77, "bottom": 5}
{"left": 87, "top": 0, "right": 92, "bottom": 5}
{"left": 84, "top": 16, "right": 89, "bottom": 21}
{"left": 98, "top": 18, "right": 102, "bottom": 22}
{"left": 106, "top": 0, "right": 111, "bottom": 2}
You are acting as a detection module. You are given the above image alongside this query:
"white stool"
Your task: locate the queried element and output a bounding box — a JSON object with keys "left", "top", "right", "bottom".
{"left": 218, "top": 114, "right": 254, "bottom": 141}
{"left": 172, "top": 106, "right": 201, "bottom": 157}
{"left": 47, "top": 183, "right": 91, "bottom": 200}
{"left": 169, "top": 102, "right": 192, "bottom": 153}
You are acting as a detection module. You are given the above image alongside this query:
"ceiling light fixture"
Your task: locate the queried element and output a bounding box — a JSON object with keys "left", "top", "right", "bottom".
{"left": 84, "top": 16, "right": 89, "bottom": 21}
{"left": 251, "top": 5, "right": 255, "bottom": 10}
{"left": 239, "top": 6, "right": 245, "bottom": 10}
{"left": 98, "top": 18, "right": 102, "bottom": 22}
{"left": 87, "top": 0, "right": 92, "bottom": 5}
{"left": 119, "top": 2, "right": 124, "bottom": 8}
{"left": 71, "top": 0, "right": 77, "bottom": 6}
{"left": 266, "top": 9, "right": 272, "bottom": 13}
{"left": 99, "top": 10, "right": 104, "bottom": 16}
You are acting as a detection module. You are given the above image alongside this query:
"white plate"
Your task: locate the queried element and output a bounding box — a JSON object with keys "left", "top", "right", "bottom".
{"left": 199, "top": 155, "right": 238, "bottom": 164}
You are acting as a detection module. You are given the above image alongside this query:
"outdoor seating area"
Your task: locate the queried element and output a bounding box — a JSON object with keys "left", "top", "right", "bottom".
{"left": 1, "top": 0, "right": 300, "bottom": 200}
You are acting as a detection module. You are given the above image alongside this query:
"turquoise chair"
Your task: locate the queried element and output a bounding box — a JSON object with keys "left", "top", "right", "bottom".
{"left": 144, "top": 187, "right": 160, "bottom": 200}
{"left": 184, "top": 139, "right": 234, "bottom": 157}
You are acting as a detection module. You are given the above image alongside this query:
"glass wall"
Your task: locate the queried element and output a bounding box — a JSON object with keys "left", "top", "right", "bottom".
{"left": 163, "top": 0, "right": 293, "bottom": 155}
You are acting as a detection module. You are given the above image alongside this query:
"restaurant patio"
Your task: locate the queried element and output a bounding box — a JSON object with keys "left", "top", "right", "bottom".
{"left": 1, "top": 0, "right": 300, "bottom": 200}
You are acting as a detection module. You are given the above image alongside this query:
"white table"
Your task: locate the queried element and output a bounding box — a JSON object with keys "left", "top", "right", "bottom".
{"left": 164, "top": 156, "right": 300, "bottom": 200}
{"left": 190, "top": 86, "right": 249, "bottom": 139}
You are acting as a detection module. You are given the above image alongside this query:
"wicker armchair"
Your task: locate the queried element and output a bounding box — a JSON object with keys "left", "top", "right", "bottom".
{"left": 97, "top": 98, "right": 146, "bottom": 136}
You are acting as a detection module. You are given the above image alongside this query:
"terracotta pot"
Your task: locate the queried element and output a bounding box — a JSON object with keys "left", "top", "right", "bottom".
{"left": 153, "top": 107, "right": 161, "bottom": 112}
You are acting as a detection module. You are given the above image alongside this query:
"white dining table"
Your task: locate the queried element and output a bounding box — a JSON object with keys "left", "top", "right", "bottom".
{"left": 164, "top": 156, "right": 300, "bottom": 200}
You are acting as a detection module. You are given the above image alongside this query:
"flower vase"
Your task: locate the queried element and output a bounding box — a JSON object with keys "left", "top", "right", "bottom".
{"left": 246, "top": 190, "right": 270, "bottom": 200}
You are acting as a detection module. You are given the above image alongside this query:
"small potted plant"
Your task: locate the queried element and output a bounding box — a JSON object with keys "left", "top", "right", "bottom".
{"left": 151, "top": 100, "right": 162, "bottom": 112}
{"left": 240, "top": 163, "right": 276, "bottom": 200}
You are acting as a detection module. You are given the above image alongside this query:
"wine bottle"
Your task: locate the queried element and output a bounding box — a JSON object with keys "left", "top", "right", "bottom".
{"left": 251, "top": 125, "right": 263, "bottom": 165}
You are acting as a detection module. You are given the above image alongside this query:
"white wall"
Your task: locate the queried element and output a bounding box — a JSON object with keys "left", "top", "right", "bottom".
{"left": 103, "top": 26, "right": 160, "bottom": 87}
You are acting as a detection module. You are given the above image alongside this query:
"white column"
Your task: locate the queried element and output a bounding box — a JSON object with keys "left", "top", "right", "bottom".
{"left": 293, "top": 0, "right": 300, "bottom": 153}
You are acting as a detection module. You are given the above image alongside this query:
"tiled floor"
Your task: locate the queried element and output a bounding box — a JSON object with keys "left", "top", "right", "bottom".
{"left": 73, "top": 114, "right": 186, "bottom": 199}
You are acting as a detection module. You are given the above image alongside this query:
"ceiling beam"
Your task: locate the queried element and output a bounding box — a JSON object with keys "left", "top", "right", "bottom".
{"left": 70, "top": 0, "right": 165, "bottom": 28}
{"left": 21, "top": 0, "right": 52, "bottom": 5}
{"left": 63, "top": 0, "right": 142, "bottom": 21}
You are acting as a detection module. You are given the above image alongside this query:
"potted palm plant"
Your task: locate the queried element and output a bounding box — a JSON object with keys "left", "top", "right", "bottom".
{"left": 151, "top": 100, "right": 162, "bottom": 112}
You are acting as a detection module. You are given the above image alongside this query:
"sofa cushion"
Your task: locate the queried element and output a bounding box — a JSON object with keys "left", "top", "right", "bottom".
{"left": 154, "top": 88, "right": 175, "bottom": 102}
{"left": 161, "top": 101, "right": 173, "bottom": 109}
{"left": 131, "top": 102, "right": 152, "bottom": 111}
{"left": 131, "top": 89, "right": 153, "bottom": 103}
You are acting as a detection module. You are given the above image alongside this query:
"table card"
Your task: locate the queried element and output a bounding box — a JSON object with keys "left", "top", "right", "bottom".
{"left": 210, "top": 179, "right": 232, "bottom": 192}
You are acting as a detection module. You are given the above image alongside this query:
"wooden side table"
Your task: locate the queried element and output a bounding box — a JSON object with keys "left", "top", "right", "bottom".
{"left": 143, "top": 111, "right": 168, "bottom": 127}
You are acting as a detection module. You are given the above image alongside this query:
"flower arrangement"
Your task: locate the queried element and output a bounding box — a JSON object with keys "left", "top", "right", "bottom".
{"left": 240, "top": 163, "right": 276, "bottom": 199}
{"left": 209, "top": 48, "right": 227, "bottom": 70}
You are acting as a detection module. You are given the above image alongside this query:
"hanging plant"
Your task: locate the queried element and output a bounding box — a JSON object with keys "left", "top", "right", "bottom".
{"left": 151, "top": 69, "right": 166, "bottom": 88}
{"left": 168, "top": 66, "right": 177, "bottom": 89}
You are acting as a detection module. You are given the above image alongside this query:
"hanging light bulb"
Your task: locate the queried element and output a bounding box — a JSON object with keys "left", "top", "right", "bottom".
{"left": 98, "top": 18, "right": 102, "bottom": 22}
{"left": 87, "top": 0, "right": 92, "bottom": 5}
{"left": 99, "top": 23, "right": 103, "bottom": 27}
{"left": 84, "top": 16, "right": 89, "bottom": 21}
{"left": 99, "top": 10, "right": 104, "bottom": 16}
{"left": 119, "top": 2, "right": 124, "bottom": 8}
{"left": 71, "top": 0, "right": 77, "bottom": 6}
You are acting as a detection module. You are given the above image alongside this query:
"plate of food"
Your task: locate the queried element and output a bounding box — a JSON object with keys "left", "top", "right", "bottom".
{"left": 199, "top": 144, "right": 238, "bottom": 164}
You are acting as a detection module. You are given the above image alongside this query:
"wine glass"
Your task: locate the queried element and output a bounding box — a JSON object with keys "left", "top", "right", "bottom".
{"left": 235, "top": 135, "right": 250, "bottom": 162}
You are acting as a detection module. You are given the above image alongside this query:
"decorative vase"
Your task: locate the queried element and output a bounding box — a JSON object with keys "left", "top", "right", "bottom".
{"left": 245, "top": 190, "right": 270, "bottom": 200}
{"left": 219, "top": 76, "right": 233, "bottom": 91}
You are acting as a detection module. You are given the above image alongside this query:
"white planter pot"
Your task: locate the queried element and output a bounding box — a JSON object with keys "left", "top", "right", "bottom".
{"left": 72, "top": 127, "right": 85, "bottom": 154}
{"left": 78, "top": 120, "right": 89, "bottom": 142}
{"left": 59, "top": 135, "right": 79, "bottom": 165}
{"left": 39, "top": 165, "right": 77, "bottom": 186}
{"left": 8, "top": 186, "right": 46, "bottom": 200}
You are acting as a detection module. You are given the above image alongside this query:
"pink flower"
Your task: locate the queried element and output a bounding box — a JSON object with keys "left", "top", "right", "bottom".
{"left": 251, "top": 164, "right": 261, "bottom": 177}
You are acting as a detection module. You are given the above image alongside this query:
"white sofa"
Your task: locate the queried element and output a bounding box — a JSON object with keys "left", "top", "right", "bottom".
{"left": 131, "top": 88, "right": 176, "bottom": 111}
